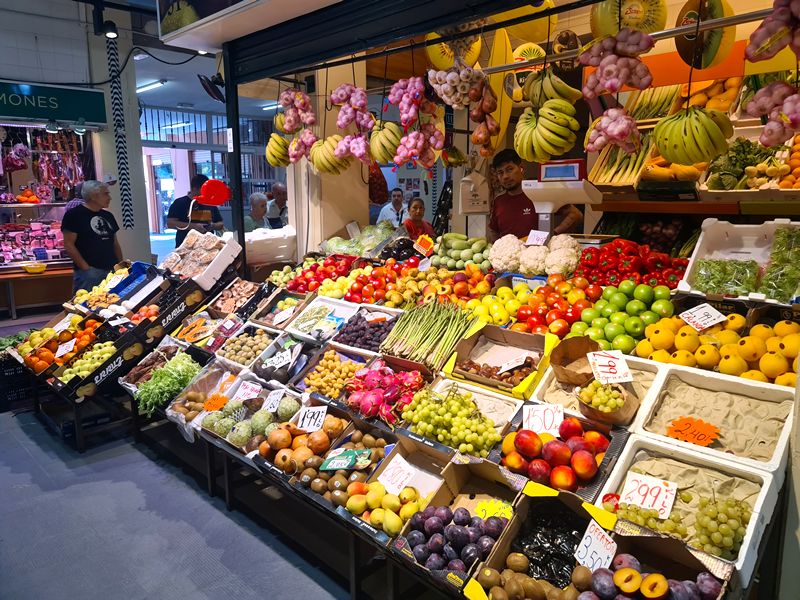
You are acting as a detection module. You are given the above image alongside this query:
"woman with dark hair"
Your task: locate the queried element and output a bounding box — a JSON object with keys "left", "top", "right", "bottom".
{"left": 400, "top": 197, "right": 435, "bottom": 240}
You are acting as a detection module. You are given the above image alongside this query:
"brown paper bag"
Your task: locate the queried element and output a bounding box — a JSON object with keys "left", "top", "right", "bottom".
{"left": 576, "top": 381, "right": 640, "bottom": 426}
{"left": 549, "top": 336, "right": 599, "bottom": 387}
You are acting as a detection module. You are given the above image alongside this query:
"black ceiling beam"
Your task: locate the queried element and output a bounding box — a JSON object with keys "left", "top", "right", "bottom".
{"left": 71, "top": 0, "right": 158, "bottom": 17}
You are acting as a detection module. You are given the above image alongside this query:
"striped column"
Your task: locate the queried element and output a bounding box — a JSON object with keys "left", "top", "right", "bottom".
{"left": 106, "top": 37, "right": 134, "bottom": 229}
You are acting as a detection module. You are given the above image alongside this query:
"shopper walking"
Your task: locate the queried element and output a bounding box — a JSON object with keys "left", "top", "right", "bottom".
{"left": 62, "top": 180, "right": 123, "bottom": 293}
{"left": 167, "top": 174, "right": 224, "bottom": 247}
{"left": 244, "top": 192, "right": 267, "bottom": 232}
{"left": 266, "top": 183, "right": 289, "bottom": 229}
{"left": 488, "top": 149, "right": 582, "bottom": 241}
{"left": 400, "top": 197, "right": 435, "bottom": 240}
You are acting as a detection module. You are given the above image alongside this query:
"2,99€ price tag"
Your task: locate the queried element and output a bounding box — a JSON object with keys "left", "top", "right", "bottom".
{"left": 295, "top": 405, "right": 327, "bottom": 432}
{"left": 587, "top": 350, "right": 633, "bottom": 384}
{"left": 679, "top": 303, "right": 726, "bottom": 332}
{"left": 522, "top": 404, "right": 563, "bottom": 436}
{"left": 574, "top": 519, "right": 616, "bottom": 571}
{"left": 620, "top": 472, "right": 677, "bottom": 519}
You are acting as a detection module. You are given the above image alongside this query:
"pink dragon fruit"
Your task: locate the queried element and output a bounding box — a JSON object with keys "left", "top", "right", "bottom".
{"left": 397, "top": 370, "right": 424, "bottom": 391}
{"left": 346, "top": 390, "right": 366, "bottom": 409}
{"left": 363, "top": 369, "right": 384, "bottom": 389}
{"left": 379, "top": 403, "right": 399, "bottom": 427}
{"left": 382, "top": 385, "right": 400, "bottom": 404}
{"left": 359, "top": 390, "right": 383, "bottom": 418}
{"left": 396, "top": 391, "right": 414, "bottom": 410}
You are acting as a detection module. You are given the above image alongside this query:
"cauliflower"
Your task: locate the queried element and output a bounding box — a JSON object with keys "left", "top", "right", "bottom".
{"left": 548, "top": 234, "right": 581, "bottom": 253}
{"left": 519, "top": 246, "right": 549, "bottom": 276}
{"left": 489, "top": 234, "right": 524, "bottom": 272}
{"left": 544, "top": 247, "right": 581, "bottom": 275}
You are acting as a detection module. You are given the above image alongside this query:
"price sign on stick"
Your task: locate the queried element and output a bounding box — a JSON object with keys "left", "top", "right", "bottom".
{"left": 587, "top": 350, "right": 633, "bottom": 384}
{"left": 53, "top": 314, "right": 74, "bottom": 333}
{"left": 620, "top": 472, "right": 677, "bottom": 519}
{"left": 296, "top": 405, "right": 327, "bottom": 432}
{"left": 262, "top": 389, "right": 284, "bottom": 412}
{"left": 418, "top": 258, "right": 432, "bottom": 272}
{"left": 378, "top": 454, "right": 417, "bottom": 495}
{"left": 574, "top": 520, "right": 616, "bottom": 571}
{"left": 55, "top": 338, "right": 76, "bottom": 358}
{"left": 679, "top": 303, "right": 726, "bottom": 332}
{"left": 522, "top": 404, "right": 563, "bottom": 436}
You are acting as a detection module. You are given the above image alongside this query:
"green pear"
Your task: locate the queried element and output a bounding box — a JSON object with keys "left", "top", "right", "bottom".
{"left": 399, "top": 500, "right": 419, "bottom": 522}
{"left": 382, "top": 509, "right": 403, "bottom": 536}
{"left": 369, "top": 507, "right": 385, "bottom": 528}
{"left": 399, "top": 486, "right": 418, "bottom": 504}
{"left": 381, "top": 493, "right": 401, "bottom": 513}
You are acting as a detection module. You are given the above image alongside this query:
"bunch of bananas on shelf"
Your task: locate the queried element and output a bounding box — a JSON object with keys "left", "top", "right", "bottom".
{"left": 309, "top": 135, "right": 353, "bottom": 175}
{"left": 522, "top": 67, "right": 583, "bottom": 107}
{"left": 653, "top": 107, "right": 733, "bottom": 165}
{"left": 514, "top": 99, "right": 580, "bottom": 163}
{"left": 369, "top": 121, "right": 403, "bottom": 164}
{"left": 266, "top": 133, "right": 290, "bottom": 167}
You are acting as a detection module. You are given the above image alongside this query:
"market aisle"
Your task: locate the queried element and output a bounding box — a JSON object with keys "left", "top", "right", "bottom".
{"left": 0, "top": 411, "right": 348, "bottom": 600}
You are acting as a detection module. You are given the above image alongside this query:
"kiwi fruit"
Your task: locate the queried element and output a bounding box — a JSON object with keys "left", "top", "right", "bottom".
{"left": 362, "top": 434, "right": 376, "bottom": 448}
{"left": 354, "top": 442, "right": 365, "bottom": 450}
{"left": 505, "top": 553, "right": 530, "bottom": 573}
{"left": 374, "top": 437, "right": 386, "bottom": 447}
{"left": 328, "top": 474, "right": 348, "bottom": 491}
{"left": 304, "top": 456, "right": 323, "bottom": 469}
{"left": 500, "top": 569, "right": 517, "bottom": 587}
{"left": 334, "top": 470, "right": 349, "bottom": 479}
{"left": 350, "top": 430, "right": 363, "bottom": 443}
{"left": 310, "top": 478, "right": 328, "bottom": 494}
{"left": 349, "top": 471, "right": 367, "bottom": 483}
{"left": 515, "top": 575, "right": 545, "bottom": 600}
{"left": 488, "top": 587, "right": 509, "bottom": 600}
{"left": 342, "top": 442, "right": 356, "bottom": 450}
{"left": 322, "top": 491, "right": 332, "bottom": 502}
{"left": 571, "top": 566, "right": 592, "bottom": 592}
{"left": 503, "top": 578, "right": 524, "bottom": 600}
{"left": 590, "top": 0, "right": 667, "bottom": 37}
{"left": 675, "top": 0, "right": 735, "bottom": 69}
{"left": 331, "top": 490, "right": 349, "bottom": 507}
{"left": 298, "top": 468, "right": 317, "bottom": 487}
{"left": 318, "top": 471, "right": 332, "bottom": 481}
{"left": 477, "top": 567, "right": 502, "bottom": 589}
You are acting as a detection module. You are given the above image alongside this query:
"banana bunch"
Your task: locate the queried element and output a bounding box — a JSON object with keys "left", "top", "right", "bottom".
{"left": 523, "top": 67, "right": 583, "bottom": 107}
{"left": 266, "top": 133, "right": 290, "bottom": 167}
{"left": 514, "top": 99, "right": 580, "bottom": 163}
{"left": 309, "top": 135, "right": 353, "bottom": 175}
{"left": 274, "top": 112, "right": 287, "bottom": 134}
{"left": 369, "top": 121, "right": 403, "bottom": 164}
{"left": 653, "top": 107, "right": 733, "bottom": 165}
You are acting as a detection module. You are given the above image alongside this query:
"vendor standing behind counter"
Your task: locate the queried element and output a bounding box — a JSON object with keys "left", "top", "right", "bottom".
{"left": 266, "top": 183, "right": 289, "bottom": 229}
{"left": 488, "top": 149, "right": 582, "bottom": 241}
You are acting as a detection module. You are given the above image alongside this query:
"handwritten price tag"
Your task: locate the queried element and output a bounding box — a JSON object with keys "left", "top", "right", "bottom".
{"left": 498, "top": 353, "right": 528, "bottom": 374}
{"left": 231, "top": 381, "right": 262, "bottom": 403}
{"left": 296, "top": 405, "right": 327, "bottom": 432}
{"left": 587, "top": 350, "right": 633, "bottom": 384}
{"left": 620, "top": 472, "right": 677, "bottom": 519}
{"left": 679, "top": 304, "right": 726, "bottom": 332}
{"left": 262, "top": 389, "right": 284, "bottom": 412}
{"left": 525, "top": 229, "right": 550, "bottom": 246}
{"left": 55, "top": 338, "right": 76, "bottom": 358}
{"left": 53, "top": 314, "right": 75, "bottom": 333}
{"left": 106, "top": 274, "right": 125, "bottom": 289}
{"left": 474, "top": 499, "right": 513, "bottom": 520}
{"left": 264, "top": 349, "right": 291, "bottom": 369}
{"left": 667, "top": 416, "right": 720, "bottom": 447}
{"left": 378, "top": 453, "right": 417, "bottom": 495}
{"left": 574, "top": 520, "right": 617, "bottom": 571}
{"left": 522, "top": 404, "right": 563, "bottom": 436}
{"left": 204, "top": 395, "right": 227, "bottom": 412}
{"left": 273, "top": 306, "right": 295, "bottom": 325}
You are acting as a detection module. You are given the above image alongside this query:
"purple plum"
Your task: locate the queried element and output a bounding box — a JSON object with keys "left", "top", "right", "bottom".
{"left": 426, "top": 532, "right": 445, "bottom": 554}
{"left": 592, "top": 568, "right": 617, "bottom": 600}
{"left": 424, "top": 516, "right": 444, "bottom": 537}
{"left": 425, "top": 553, "right": 446, "bottom": 570}
{"left": 409, "top": 512, "right": 426, "bottom": 532}
{"left": 447, "top": 559, "right": 467, "bottom": 572}
{"left": 406, "top": 530, "right": 426, "bottom": 548}
{"left": 578, "top": 594, "right": 601, "bottom": 600}
{"left": 682, "top": 581, "right": 701, "bottom": 600}
{"left": 469, "top": 516, "right": 484, "bottom": 531}
{"left": 466, "top": 526, "right": 482, "bottom": 544}
{"left": 612, "top": 553, "right": 642, "bottom": 572}
{"left": 499, "top": 516, "right": 509, "bottom": 528}
{"left": 695, "top": 573, "right": 722, "bottom": 600}
{"left": 483, "top": 516, "right": 504, "bottom": 539}
{"left": 613, "top": 596, "right": 635, "bottom": 600}
{"left": 453, "top": 507, "right": 471, "bottom": 526}
{"left": 412, "top": 544, "right": 430, "bottom": 564}
{"left": 668, "top": 580, "right": 690, "bottom": 600}
{"left": 476, "top": 535, "right": 496, "bottom": 559}
{"left": 445, "top": 524, "right": 469, "bottom": 550}
{"left": 460, "top": 543, "right": 481, "bottom": 568}
{"left": 434, "top": 506, "right": 453, "bottom": 525}
{"left": 443, "top": 543, "right": 459, "bottom": 562}
{"left": 422, "top": 505, "right": 437, "bottom": 520}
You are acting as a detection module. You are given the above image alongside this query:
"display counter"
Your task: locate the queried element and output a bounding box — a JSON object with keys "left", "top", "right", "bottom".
{"left": 0, "top": 260, "right": 73, "bottom": 318}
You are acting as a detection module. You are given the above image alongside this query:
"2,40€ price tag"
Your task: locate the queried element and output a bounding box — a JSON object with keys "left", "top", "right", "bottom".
{"left": 587, "top": 350, "right": 633, "bottom": 384}
{"left": 262, "top": 389, "right": 284, "bottom": 412}
{"left": 522, "top": 404, "right": 563, "bottom": 436}
{"left": 378, "top": 453, "right": 417, "bottom": 495}
{"left": 296, "top": 405, "right": 327, "bottom": 432}
{"left": 679, "top": 303, "right": 726, "bottom": 332}
{"left": 574, "top": 519, "right": 616, "bottom": 571}
{"left": 620, "top": 472, "right": 677, "bottom": 519}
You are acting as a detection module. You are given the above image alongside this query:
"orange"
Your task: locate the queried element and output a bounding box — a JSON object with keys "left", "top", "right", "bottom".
{"left": 24, "top": 355, "right": 36, "bottom": 368}
{"left": 792, "top": 167, "right": 800, "bottom": 178}
{"left": 33, "top": 359, "right": 48, "bottom": 374}
{"left": 76, "top": 340, "right": 89, "bottom": 351}
{"left": 44, "top": 339, "right": 58, "bottom": 353}
{"left": 789, "top": 159, "right": 800, "bottom": 170}
{"left": 37, "top": 349, "right": 55, "bottom": 364}
{"left": 780, "top": 180, "right": 793, "bottom": 189}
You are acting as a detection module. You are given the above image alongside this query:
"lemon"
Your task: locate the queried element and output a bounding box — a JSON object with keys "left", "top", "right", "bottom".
{"left": 741, "top": 370, "right": 769, "bottom": 383}
{"left": 648, "top": 349, "right": 673, "bottom": 363}
{"left": 678, "top": 325, "right": 700, "bottom": 336}
{"left": 636, "top": 339, "right": 655, "bottom": 358}
{"left": 749, "top": 324, "right": 775, "bottom": 341}
{"left": 649, "top": 327, "right": 675, "bottom": 350}
{"left": 670, "top": 349, "right": 697, "bottom": 367}
{"left": 695, "top": 344, "right": 721, "bottom": 369}
{"left": 719, "top": 343, "right": 740, "bottom": 359}
{"left": 766, "top": 337, "right": 784, "bottom": 354}
{"left": 724, "top": 313, "right": 747, "bottom": 332}
{"left": 775, "top": 372, "right": 797, "bottom": 387}
{"left": 718, "top": 354, "right": 748, "bottom": 376}
{"left": 773, "top": 320, "right": 800, "bottom": 337}
{"left": 759, "top": 351, "right": 790, "bottom": 379}
{"left": 779, "top": 332, "right": 800, "bottom": 359}
{"left": 736, "top": 336, "right": 767, "bottom": 362}
{"left": 674, "top": 331, "right": 701, "bottom": 353}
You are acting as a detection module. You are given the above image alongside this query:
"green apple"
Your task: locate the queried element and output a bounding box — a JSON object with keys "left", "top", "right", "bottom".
{"left": 653, "top": 285, "right": 671, "bottom": 300}
{"left": 602, "top": 286, "right": 619, "bottom": 301}
{"left": 640, "top": 310, "right": 660, "bottom": 326}
{"left": 571, "top": 321, "right": 589, "bottom": 334}
{"left": 591, "top": 317, "right": 610, "bottom": 329}
{"left": 625, "top": 299, "right": 647, "bottom": 316}
{"left": 609, "top": 292, "right": 629, "bottom": 310}
{"left": 651, "top": 299, "right": 675, "bottom": 318}
{"left": 581, "top": 308, "right": 600, "bottom": 324}
{"left": 633, "top": 284, "right": 655, "bottom": 304}
{"left": 593, "top": 299, "right": 609, "bottom": 312}
{"left": 623, "top": 316, "right": 645, "bottom": 337}
{"left": 604, "top": 322, "right": 626, "bottom": 341}
{"left": 610, "top": 311, "right": 629, "bottom": 325}
{"left": 618, "top": 280, "right": 636, "bottom": 297}
{"left": 585, "top": 327, "right": 605, "bottom": 342}
{"left": 597, "top": 338, "right": 613, "bottom": 350}
{"left": 612, "top": 333, "right": 637, "bottom": 354}
{"left": 564, "top": 331, "right": 582, "bottom": 339}
{"left": 601, "top": 304, "right": 616, "bottom": 318}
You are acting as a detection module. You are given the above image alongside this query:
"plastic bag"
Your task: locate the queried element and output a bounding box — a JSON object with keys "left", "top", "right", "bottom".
{"left": 693, "top": 259, "right": 759, "bottom": 296}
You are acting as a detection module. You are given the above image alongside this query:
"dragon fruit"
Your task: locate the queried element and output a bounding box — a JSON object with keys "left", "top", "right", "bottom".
{"left": 359, "top": 390, "right": 383, "bottom": 418}
{"left": 379, "top": 403, "right": 399, "bottom": 426}
{"left": 344, "top": 363, "right": 426, "bottom": 426}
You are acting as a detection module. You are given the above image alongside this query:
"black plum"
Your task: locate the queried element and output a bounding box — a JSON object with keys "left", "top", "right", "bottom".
{"left": 406, "top": 530, "right": 426, "bottom": 548}
{"left": 453, "top": 507, "right": 471, "bottom": 526}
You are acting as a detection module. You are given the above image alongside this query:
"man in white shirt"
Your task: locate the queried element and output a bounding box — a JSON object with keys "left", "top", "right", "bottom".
{"left": 377, "top": 188, "right": 408, "bottom": 228}
{"left": 266, "top": 182, "right": 289, "bottom": 229}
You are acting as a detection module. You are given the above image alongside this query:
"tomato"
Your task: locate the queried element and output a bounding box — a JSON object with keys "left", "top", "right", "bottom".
{"left": 308, "top": 280, "right": 320, "bottom": 292}
{"left": 569, "top": 276, "right": 589, "bottom": 289}
{"left": 572, "top": 298, "right": 593, "bottom": 313}
{"left": 510, "top": 322, "right": 529, "bottom": 333}
{"left": 534, "top": 303, "right": 550, "bottom": 319}
{"left": 585, "top": 284, "right": 603, "bottom": 301}
{"left": 531, "top": 324, "right": 550, "bottom": 334}
{"left": 548, "top": 318, "right": 570, "bottom": 337}
{"left": 545, "top": 293, "right": 562, "bottom": 307}
{"left": 546, "top": 309, "right": 565, "bottom": 325}
{"left": 406, "top": 256, "right": 420, "bottom": 267}
{"left": 547, "top": 274, "right": 565, "bottom": 287}
{"left": 363, "top": 284, "right": 375, "bottom": 297}
{"left": 516, "top": 305, "right": 534, "bottom": 322}
{"left": 555, "top": 281, "right": 573, "bottom": 296}
{"left": 526, "top": 314, "right": 545, "bottom": 328}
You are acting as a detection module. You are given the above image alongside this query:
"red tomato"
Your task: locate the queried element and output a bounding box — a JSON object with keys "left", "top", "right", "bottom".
{"left": 526, "top": 315, "right": 545, "bottom": 328}
{"left": 510, "top": 322, "right": 529, "bottom": 333}
{"left": 534, "top": 304, "right": 550, "bottom": 319}
{"left": 547, "top": 274, "right": 565, "bottom": 287}
{"left": 585, "top": 284, "right": 603, "bottom": 301}
{"left": 531, "top": 324, "right": 550, "bottom": 334}
{"left": 308, "top": 280, "right": 320, "bottom": 292}
{"left": 548, "top": 318, "right": 570, "bottom": 337}
{"left": 572, "top": 298, "right": 593, "bottom": 313}
{"left": 516, "top": 305, "right": 534, "bottom": 322}
{"left": 555, "top": 281, "right": 573, "bottom": 296}
{"left": 563, "top": 307, "right": 580, "bottom": 324}
{"left": 545, "top": 293, "right": 562, "bottom": 307}
{"left": 350, "top": 282, "right": 363, "bottom": 293}
{"left": 569, "top": 276, "right": 589, "bottom": 289}
{"left": 546, "top": 309, "right": 565, "bottom": 325}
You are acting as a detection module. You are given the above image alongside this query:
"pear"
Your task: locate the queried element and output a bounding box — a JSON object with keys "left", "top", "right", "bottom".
{"left": 381, "top": 493, "right": 401, "bottom": 513}
{"left": 382, "top": 509, "right": 404, "bottom": 536}
{"left": 368, "top": 481, "right": 386, "bottom": 495}
{"left": 370, "top": 508, "right": 385, "bottom": 529}
{"left": 399, "top": 486, "right": 418, "bottom": 504}
{"left": 399, "top": 500, "right": 419, "bottom": 522}
{"left": 346, "top": 494, "right": 367, "bottom": 515}
{"left": 366, "top": 489, "right": 384, "bottom": 510}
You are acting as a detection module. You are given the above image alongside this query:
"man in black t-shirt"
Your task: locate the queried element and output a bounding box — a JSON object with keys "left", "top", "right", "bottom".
{"left": 62, "top": 180, "right": 123, "bottom": 293}
{"left": 166, "top": 174, "right": 224, "bottom": 247}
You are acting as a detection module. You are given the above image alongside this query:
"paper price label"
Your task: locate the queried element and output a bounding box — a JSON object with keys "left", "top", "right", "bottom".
{"left": 498, "top": 353, "right": 528, "bottom": 374}
{"left": 378, "top": 454, "right": 417, "bottom": 495}
{"left": 574, "top": 520, "right": 616, "bottom": 571}
{"left": 296, "top": 405, "right": 327, "bottom": 432}
{"left": 418, "top": 257, "right": 432, "bottom": 272}
{"left": 231, "top": 381, "right": 262, "bottom": 403}
{"left": 679, "top": 303, "right": 726, "bottom": 332}
{"left": 273, "top": 307, "right": 295, "bottom": 325}
{"left": 262, "top": 389, "right": 284, "bottom": 412}
{"left": 522, "top": 404, "right": 563, "bottom": 436}
{"left": 265, "top": 349, "right": 291, "bottom": 369}
{"left": 106, "top": 274, "right": 125, "bottom": 289}
{"left": 587, "top": 350, "right": 633, "bottom": 384}
{"left": 364, "top": 312, "right": 388, "bottom": 323}
{"left": 525, "top": 229, "right": 550, "bottom": 246}
{"left": 53, "top": 314, "right": 74, "bottom": 333}
{"left": 667, "top": 416, "right": 720, "bottom": 447}
{"left": 620, "top": 472, "right": 677, "bottom": 519}
{"left": 109, "top": 317, "right": 129, "bottom": 326}
{"left": 55, "top": 338, "right": 76, "bottom": 358}
{"left": 511, "top": 276, "right": 544, "bottom": 292}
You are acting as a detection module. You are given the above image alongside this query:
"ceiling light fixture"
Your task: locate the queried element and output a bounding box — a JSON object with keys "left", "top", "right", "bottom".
{"left": 102, "top": 20, "right": 118, "bottom": 39}
{"left": 73, "top": 118, "right": 86, "bottom": 136}
{"left": 161, "top": 121, "right": 191, "bottom": 130}
{"left": 45, "top": 119, "right": 59, "bottom": 134}
{"left": 197, "top": 50, "right": 208, "bottom": 55}
{"left": 262, "top": 102, "right": 279, "bottom": 111}
{"left": 136, "top": 80, "right": 167, "bottom": 94}
{"left": 133, "top": 52, "right": 149, "bottom": 61}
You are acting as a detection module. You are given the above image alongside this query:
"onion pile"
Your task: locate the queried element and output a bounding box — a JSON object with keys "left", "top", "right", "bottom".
{"left": 745, "top": 82, "right": 800, "bottom": 146}
{"left": 746, "top": 1, "right": 800, "bottom": 62}
{"left": 388, "top": 77, "right": 437, "bottom": 128}
{"left": 580, "top": 28, "right": 654, "bottom": 98}
{"left": 585, "top": 107, "right": 640, "bottom": 153}
{"left": 428, "top": 66, "right": 484, "bottom": 110}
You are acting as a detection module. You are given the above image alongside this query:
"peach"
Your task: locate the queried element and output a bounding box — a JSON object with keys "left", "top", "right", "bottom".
{"left": 566, "top": 436, "right": 596, "bottom": 456}
{"left": 549, "top": 465, "right": 577, "bottom": 492}
{"left": 614, "top": 568, "right": 642, "bottom": 594}
{"left": 558, "top": 416, "right": 583, "bottom": 440}
{"left": 541, "top": 439, "right": 572, "bottom": 467}
{"left": 502, "top": 450, "right": 529, "bottom": 475}
{"left": 595, "top": 452, "right": 605, "bottom": 467}
{"left": 501, "top": 431, "right": 517, "bottom": 456}
{"left": 571, "top": 450, "right": 598, "bottom": 480}
{"left": 640, "top": 573, "right": 669, "bottom": 599}
{"left": 526, "top": 459, "right": 551, "bottom": 485}
{"left": 514, "top": 429, "right": 543, "bottom": 459}
{"left": 584, "top": 430, "right": 610, "bottom": 453}
{"left": 538, "top": 432, "right": 556, "bottom": 445}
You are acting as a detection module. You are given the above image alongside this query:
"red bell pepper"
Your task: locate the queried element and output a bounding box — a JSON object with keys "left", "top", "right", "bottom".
{"left": 622, "top": 272, "right": 642, "bottom": 284}
{"left": 588, "top": 271, "right": 605, "bottom": 285}
{"left": 598, "top": 251, "right": 619, "bottom": 271}
{"left": 643, "top": 273, "right": 663, "bottom": 287}
{"left": 610, "top": 239, "right": 639, "bottom": 256}
{"left": 580, "top": 247, "right": 600, "bottom": 268}
{"left": 618, "top": 255, "right": 643, "bottom": 273}
{"left": 604, "top": 270, "right": 622, "bottom": 286}
{"left": 572, "top": 266, "right": 590, "bottom": 278}
{"left": 662, "top": 269, "right": 682, "bottom": 289}
{"left": 671, "top": 257, "right": 689, "bottom": 270}
{"left": 637, "top": 244, "right": 652, "bottom": 258}
{"left": 645, "top": 252, "right": 671, "bottom": 271}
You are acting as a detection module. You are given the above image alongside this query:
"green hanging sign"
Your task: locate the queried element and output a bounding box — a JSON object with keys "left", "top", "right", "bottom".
{"left": 0, "top": 80, "right": 107, "bottom": 125}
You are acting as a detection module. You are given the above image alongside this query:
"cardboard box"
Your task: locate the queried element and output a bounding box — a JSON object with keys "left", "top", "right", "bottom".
{"left": 249, "top": 289, "right": 312, "bottom": 331}
{"left": 140, "top": 278, "right": 207, "bottom": 345}
{"left": 288, "top": 345, "right": 374, "bottom": 401}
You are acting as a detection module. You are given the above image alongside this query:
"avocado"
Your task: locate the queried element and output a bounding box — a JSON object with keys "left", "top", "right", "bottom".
{"left": 273, "top": 367, "right": 290, "bottom": 384}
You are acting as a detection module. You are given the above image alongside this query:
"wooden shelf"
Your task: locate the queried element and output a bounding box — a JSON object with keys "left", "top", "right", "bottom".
{"left": 595, "top": 200, "right": 740, "bottom": 215}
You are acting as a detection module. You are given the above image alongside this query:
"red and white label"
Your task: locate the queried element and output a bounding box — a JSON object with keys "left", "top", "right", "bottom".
{"left": 588, "top": 350, "right": 633, "bottom": 384}
{"left": 620, "top": 472, "right": 677, "bottom": 519}
{"left": 231, "top": 381, "right": 262, "bottom": 403}
{"left": 522, "top": 404, "right": 563, "bottom": 436}
{"left": 679, "top": 304, "right": 726, "bottom": 332}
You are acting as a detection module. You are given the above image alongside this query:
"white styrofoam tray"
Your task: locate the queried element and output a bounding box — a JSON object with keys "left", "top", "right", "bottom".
{"left": 677, "top": 218, "right": 800, "bottom": 303}
{"left": 194, "top": 235, "right": 242, "bottom": 291}
{"left": 596, "top": 434, "right": 777, "bottom": 587}
{"left": 285, "top": 296, "right": 361, "bottom": 344}
{"left": 429, "top": 376, "right": 523, "bottom": 438}
{"left": 631, "top": 364, "right": 793, "bottom": 483}
{"left": 329, "top": 304, "right": 403, "bottom": 357}
{"left": 215, "top": 322, "right": 277, "bottom": 372}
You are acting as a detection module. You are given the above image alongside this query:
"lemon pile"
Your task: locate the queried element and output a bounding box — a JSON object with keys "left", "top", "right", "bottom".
{"left": 465, "top": 284, "right": 531, "bottom": 326}
{"left": 636, "top": 314, "right": 799, "bottom": 387}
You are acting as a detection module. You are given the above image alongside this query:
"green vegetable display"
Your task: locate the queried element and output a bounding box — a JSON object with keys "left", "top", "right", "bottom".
{"left": 136, "top": 353, "right": 202, "bottom": 416}
{"left": 692, "top": 259, "right": 760, "bottom": 296}
{"left": 705, "top": 138, "right": 778, "bottom": 191}
{"left": 0, "top": 330, "right": 31, "bottom": 354}
{"left": 758, "top": 226, "right": 800, "bottom": 302}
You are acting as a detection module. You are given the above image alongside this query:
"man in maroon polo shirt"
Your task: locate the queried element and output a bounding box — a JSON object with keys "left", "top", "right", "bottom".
{"left": 488, "top": 149, "right": 582, "bottom": 241}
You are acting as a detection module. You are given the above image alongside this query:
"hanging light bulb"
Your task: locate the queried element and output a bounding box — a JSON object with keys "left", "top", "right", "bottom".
{"left": 45, "top": 119, "right": 59, "bottom": 134}
{"left": 102, "top": 20, "right": 118, "bottom": 39}
{"left": 73, "top": 118, "right": 86, "bottom": 136}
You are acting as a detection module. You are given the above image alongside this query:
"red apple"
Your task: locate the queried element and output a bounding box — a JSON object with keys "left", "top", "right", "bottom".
{"left": 566, "top": 436, "right": 596, "bottom": 456}
{"left": 585, "top": 284, "right": 603, "bottom": 301}
{"left": 541, "top": 440, "right": 572, "bottom": 466}
{"left": 546, "top": 309, "right": 565, "bottom": 325}
{"left": 514, "top": 430, "right": 543, "bottom": 459}
{"left": 558, "top": 417, "right": 584, "bottom": 441}
{"left": 526, "top": 314, "right": 545, "bottom": 328}
{"left": 527, "top": 459, "right": 551, "bottom": 485}
{"left": 548, "top": 319, "right": 570, "bottom": 337}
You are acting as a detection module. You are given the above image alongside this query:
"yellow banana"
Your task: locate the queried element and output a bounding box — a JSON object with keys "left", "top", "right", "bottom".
{"left": 543, "top": 98, "right": 577, "bottom": 117}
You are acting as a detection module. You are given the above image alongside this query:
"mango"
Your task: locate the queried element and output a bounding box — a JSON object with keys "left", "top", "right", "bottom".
{"left": 346, "top": 494, "right": 367, "bottom": 515}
